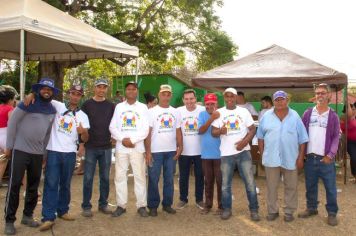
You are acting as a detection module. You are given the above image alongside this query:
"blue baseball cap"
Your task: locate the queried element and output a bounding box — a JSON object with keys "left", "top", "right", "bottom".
{"left": 273, "top": 90, "right": 287, "bottom": 101}
{"left": 32, "top": 78, "right": 60, "bottom": 95}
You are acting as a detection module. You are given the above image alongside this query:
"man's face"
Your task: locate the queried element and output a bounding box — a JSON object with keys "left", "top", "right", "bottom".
{"left": 39, "top": 86, "right": 53, "bottom": 100}
{"left": 94, "top": 84, "right": 108, "bottom": 98}
{"left": 125, "top": 84, "right": 138, "bottom": 100}
{"left": 273, "top": 97, "right": 288, "bottom": 110}
{"left": 315, "top": 87, "right": 329, "bottom": 105}
{"left": 236, "top": 95, "right": 244, "bottom": 105}
{"left": 69, "top": 91, "right": 82, "bottom": 105}
{"left": 158, "top": 91, "right": 172, "bottom": 106}
{"left": 261, "top": 100, "right": 269, "bottom": 109}
{"left": 224, "top": 92, "right": 236, "bottom": 107}
{"left": 183, "top": 92, "right": 196, "bottom": 110}
{"left": 205, "top": 102, "right": 217, "bottom": 114}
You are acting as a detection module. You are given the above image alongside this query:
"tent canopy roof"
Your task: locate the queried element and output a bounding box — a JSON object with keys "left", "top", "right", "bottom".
{"left": 0, "top": 0, "right": 138, "bottom": 61}
{"left": 193, "top": 45, "right": 347, "bottom": 91}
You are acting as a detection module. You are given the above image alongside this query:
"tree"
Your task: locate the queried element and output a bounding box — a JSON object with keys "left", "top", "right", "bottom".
{"left": 39, "top": 0, "right": 237, "bottom": 98}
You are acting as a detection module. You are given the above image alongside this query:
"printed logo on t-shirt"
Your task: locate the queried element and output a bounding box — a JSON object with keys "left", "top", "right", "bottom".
{"left": 223, "top": 114, "right": 242, "bottom": 135}
{"left": 58, "top": 114, "right": 75, "bottom": 134}
{"left": 120, "top": 110, "right": 140, "bottom": 131}
{"left": 157, "top": 112, "right": 175, "bottom": 133}
{"left": 183, "top": 116, "right": 198, "bottom": 136}
{"left": 309, "top": 114, "right": 328, "bottom": 129}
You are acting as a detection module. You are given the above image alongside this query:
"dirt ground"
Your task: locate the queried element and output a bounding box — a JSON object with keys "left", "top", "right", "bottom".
{"left": 0, "top": 163, "right": 355, "bottom": 236}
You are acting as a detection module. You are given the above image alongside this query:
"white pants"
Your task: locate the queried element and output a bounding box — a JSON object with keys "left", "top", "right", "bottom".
{"left": 115, "top": 150, "right": 147, "bottom": 209}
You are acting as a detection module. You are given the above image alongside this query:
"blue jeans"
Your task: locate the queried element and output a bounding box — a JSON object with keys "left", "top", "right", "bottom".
{"left": 82, "top": 148, "right": 112, "bottom": 210}
{"left": 221, "top": 151, "right": 259, "bottom": 211}
{"left": 304, "top": 154, "right": 338, "bottom": 215}
{"left": 178, "top": 155, "right": 204, "bottom": 203}
{"left": 147, "top": 151, "right": 175, "bottom": 209}
{"left": 42, "top": 151, "right": 76, "bottom": 221}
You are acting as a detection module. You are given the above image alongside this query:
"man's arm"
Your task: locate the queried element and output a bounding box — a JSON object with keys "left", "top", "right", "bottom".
{"left": 235, "top": 125, "right": 256, "bottom": 151}
{"left": 174, "top": 128, "right": 183, "bottom": 160}
{"left": 198, "top": 111, "right": 220, "bottom": 134}
{"left": 5, "top": 108, "right": 26, "bottom": 156}
{"left": 258, "top": 139, "right": 264, "bottom": 157}
{"left": 296, "top": 143, "right": 306, "bottom": 169}
{"left": 144, "top": 127, "right": 153, "bottom": 166}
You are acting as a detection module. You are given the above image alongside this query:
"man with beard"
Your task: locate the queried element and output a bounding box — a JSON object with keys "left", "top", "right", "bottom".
{"left": 4, "top": 78, "right": 58, "bottom": 235}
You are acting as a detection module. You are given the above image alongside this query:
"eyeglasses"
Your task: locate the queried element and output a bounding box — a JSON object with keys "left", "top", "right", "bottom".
{"left": 315, "top": 92, "right": 327, "bottom": 95}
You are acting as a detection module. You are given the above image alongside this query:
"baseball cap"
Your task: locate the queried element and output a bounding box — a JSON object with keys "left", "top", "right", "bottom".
{"left": 94, "top": 78, "right": 108, "bottom": 86}
{"left": 159, "top": 84, "right": 172, "bottom": 93}
{"left": 125, "top": 81, "right": 138, "bottom": 89}
{"left": 204, "top": 93, "right": 218, "bottom": 104}
{"left": 273, "top": 90, "right": 287, "bottom": 100}
{"left": 69, "top": 85, "right": 84, "bottom": 95}
{"left": 223, "top": 87, "right": 237, "bottom": 95}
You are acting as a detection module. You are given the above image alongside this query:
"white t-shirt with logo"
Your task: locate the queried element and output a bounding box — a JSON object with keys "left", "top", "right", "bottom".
{"left": 307, "top": 107, "right": 329, "bottom": 156}
{"left": 177, "top": 105, "right": 205, "bottom": 156}
{"left": 148, "top": 105, "right": 181, "bottom": 153}
{"left": 47, "top": 100, "right": 90, "bottom": 153}
{"left": 212, "top": 106, "right": 254, "bottom": 156}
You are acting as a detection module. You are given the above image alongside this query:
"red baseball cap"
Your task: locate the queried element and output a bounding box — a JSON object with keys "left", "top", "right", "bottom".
{"left": 204, "top": 93, "right": 218, "bottom": 104}
{"left": 69, "top": 85, "right": 84, "bottom": 96}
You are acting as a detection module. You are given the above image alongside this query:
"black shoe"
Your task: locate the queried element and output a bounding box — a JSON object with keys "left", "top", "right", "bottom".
{"left": 21, "top": 215, "right": 40, "bottom": 227}
{"left": 298, "top": 209, "right": 318, "bottom": 218}
{"left": 162, "top": 206, "right": 176, "bottom": 214}
{"left": 266, "top": 212, "right": 279, "bottom": 221}
{"left": 137, "top": 207, "right": 149, "bottom": 217}
{"left": 327, "top": 214, "right": 338, "bottom": 226}
{"left": 284, "top": 213, "right": 295, "bottom": 222}
{"left": 111, "top": 206, "right": 126, "bottom": 217}
{"left": 98, "top": 206, "right": 112, "bottom": 215}
{"left": 221, "top": 209, "right": 232, "bottom": 220}
{"left": 250, "top": 211, "right": 261, "bottom": 222}
{"left": 148, "top": 208, "right": 158, "bottom": 217}
{"left": 4, "top": 223, "right": 16, "bottom": 235}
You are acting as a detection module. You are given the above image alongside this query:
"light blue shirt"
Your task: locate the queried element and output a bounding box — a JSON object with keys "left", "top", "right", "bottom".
{"left": 198, "top": 111, "right": 221, "bottom": 159}
{"left": 256, "top": 108, "right": 309, "bottom": 170}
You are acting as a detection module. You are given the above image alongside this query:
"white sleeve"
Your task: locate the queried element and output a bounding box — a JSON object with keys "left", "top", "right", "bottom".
{"left": 109, "top": 105, "right": 125, "bottom": 141}
{"left": 130, "top": 106, "right": 150, "bottom": 144}
{"left": 245, "top": 110, "right": 255, "bottom": 127}
{"left": 51, "top": 100, "right": 65, "bottom": 113}
{"left": 211, "top": 115, "right": 221, "bottom": 128}
{"left": 78, "top": 112, "right": 90, "bottom": 129}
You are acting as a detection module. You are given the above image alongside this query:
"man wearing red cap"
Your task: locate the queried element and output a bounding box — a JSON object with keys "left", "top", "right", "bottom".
{"left": 198, "top": 93, "right": 222, "bottom": 214}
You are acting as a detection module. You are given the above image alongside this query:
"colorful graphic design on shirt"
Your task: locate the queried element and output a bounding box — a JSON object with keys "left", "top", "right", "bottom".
{"left": 309, "top": 112, "right": 328, "bottom": 129}
{"left": 58, "top": 115, "right": 75, "bottom": 134}
{"left": 183, "top": 116, "right": 198, "bottom": 136}
{"left": 223, "top": 114, "right": 242, "bottom": 135}
{"left": 120, "top": 110, "right": 140, "bottom": 130}
{"left": 157, "top": 112, "right": 175, "bottom": 133}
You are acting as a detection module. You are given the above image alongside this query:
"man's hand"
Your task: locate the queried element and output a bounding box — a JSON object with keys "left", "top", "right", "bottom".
{"left": 23, "top": 93, "right": 35, "bottom": 106}
{"left": 296, "top": 157, "right": 304, "bottom": 169}
{"left": 78, "top": 144, "right": 85, "bottom": 157}
{"left": 220, "top": 123, "right": 228, "bottom": 135}
{"left": 321, "top": 155, "right": 333, "bottom": 164}
{"left": 122, "top": 138, "right": 135, "bottom": 148}
{"left": 145, "top": 152, "right": 153, "bottom": 167}
{"left": 210, "top": 111, "right": 220, "bottom": 120}
{"left": 173, "top": 152, "right": 180, "bottom": 160}
{"left": 76, "top": 123, "right": 85, "bottom": 135}
{"left": 235, "top": 140, "right": 248, "bottom": 151}
{"left": 4, "top": 149, "right": 12, "bottom": 159}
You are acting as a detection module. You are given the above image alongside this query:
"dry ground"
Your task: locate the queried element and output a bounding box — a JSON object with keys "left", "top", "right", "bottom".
{"left": 0, "top": 164, "right": 355, "bottom": 236}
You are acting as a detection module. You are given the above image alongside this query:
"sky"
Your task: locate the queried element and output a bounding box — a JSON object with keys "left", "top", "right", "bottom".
{"left": 216, "top": 0, "right": 356, "bottom": 84}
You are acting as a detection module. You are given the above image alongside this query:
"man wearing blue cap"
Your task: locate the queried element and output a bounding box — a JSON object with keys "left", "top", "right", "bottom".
{"left": 4, "top": 78, "right": 58, "bottom": 235}
{"left": 257, "top": 90, "right": 309, "bottom": 222}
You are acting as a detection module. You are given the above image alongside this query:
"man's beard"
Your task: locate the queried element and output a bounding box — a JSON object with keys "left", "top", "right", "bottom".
{"left": 39, "top": 94, "right": 53, "bottom": 102}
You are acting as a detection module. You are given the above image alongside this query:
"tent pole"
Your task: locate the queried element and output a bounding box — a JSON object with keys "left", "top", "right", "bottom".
{"left": 135, "top": 58, "right": 139, "bottom": 83}
{"left": 20, "top": 29, "right": 25, "bottom": 100}
{"left": 343, "top": 85, "right": 348, "bottom": 184}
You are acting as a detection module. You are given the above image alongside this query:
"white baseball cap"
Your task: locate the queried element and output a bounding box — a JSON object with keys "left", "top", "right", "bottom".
{"left": 223, "top": 87, "right": 237, "bottom": 95}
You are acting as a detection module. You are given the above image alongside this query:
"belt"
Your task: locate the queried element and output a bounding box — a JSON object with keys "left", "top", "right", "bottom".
{"left": 307, "top": 153, "right": 323, "bottom": 158}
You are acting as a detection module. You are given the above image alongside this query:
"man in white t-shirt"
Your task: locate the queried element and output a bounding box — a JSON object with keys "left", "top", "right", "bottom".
{"left": 144, "top": 84, "right": 183, "bottom": 217}
{"left": 212, "top": 88, "right": 260, "bottom": 221}
{"left": 40, "top": 85, "right": 90, "bottom": 231}
{"left": 109, "top": 81, "right": 149, "bottom": 218}
{"left": 236, "top": 91, "right": 258, "bottom": 120}
{"left": 176, "top": 89, "right": 205, "bottom": 210}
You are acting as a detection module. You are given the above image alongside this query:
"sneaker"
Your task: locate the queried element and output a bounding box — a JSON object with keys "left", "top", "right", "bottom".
{"left": 327, "top": 214, "right": 338, "bottom": 226}
{"left": 196, "top": 201, "right": 205, "bottom": 210}
{"left": 81, "top": 209, "right": 93, "bottom": 217}
{"left": 284, "top": 213, "right": 295, "bottom": 222}
{"left": 266, "top": 212, "right": 279, "bottom": 221}
{"left": 298, "top": 209, "right": 318, "bottom": 218}
{"left": 148, "top": 208, "right": 158, "bottom": 217}
{"left": 111, "top": 206, "right": 126, "bottom": 217}
{"left": 176, "top": 201, "right": 187, "bottom": 209}
{"left": 214, "top": 208, "right": 223, "bottom": 215}
{"left": 200, "top": 207, "right": 210, "bottom": 215}
{"left": 59, "top": 213, "right": 75, "bottom": 221}
{"left": 98, "top": 206, "right": 112, "bottom": 215}
{"left": 21, "top": 215, "right": 40, "bottom": 227}
{"left": 221, "top": 209, "right": 232, "bottom": 220}
{"left": 137, "top": 207, "right": 149, "bottom": 217}
{"left": 4, "top": 223, "right": 16, "bottom": 235}
{"left": 250, "top": 211, "right": 261, "bottom": 222}
{"left": 39, "top": 221, "right": 54, "bottom": 231}
{"left": 162, "top": 206, "right": 176, "bottom": 214}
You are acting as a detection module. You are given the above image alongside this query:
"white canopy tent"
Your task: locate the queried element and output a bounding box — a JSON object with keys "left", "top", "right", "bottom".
{"left": 0, "top": 0, "right": 139, "bottom": 99}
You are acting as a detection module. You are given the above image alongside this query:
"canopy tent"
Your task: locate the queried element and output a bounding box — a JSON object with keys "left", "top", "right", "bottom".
{"left": 193, "top": 45, "right": 347, "bottom": 91}
{"left": 0, "top": 0, "right": 139, "bottom": 98}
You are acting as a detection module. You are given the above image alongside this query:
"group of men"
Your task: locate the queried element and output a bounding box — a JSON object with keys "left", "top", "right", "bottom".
{"left": 2, "top": 78, "right": 340, "bottom": 235}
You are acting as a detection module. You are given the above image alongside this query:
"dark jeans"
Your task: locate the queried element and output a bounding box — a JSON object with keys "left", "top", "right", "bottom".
{"left": 304, "top": 153, "right": 338, "bottom": 215}
{"left": 347, "top": 140, "right": 356, "bottom": 176}
{"left": 42, "top": 151, "right": 76, "bottom": 221}
{"left": 178, "top": 155, "right": 204, "bottom": 203}
{"left": 147, "top": 151, "right": 175, "bottom": 209}
{"left": 4, "top": 150, "right": 43, "bottom": 223}
{"left": 221, "top": 151, "right": 259, "bottom": 211}
{"left": 202, "top": 159, "right": 222, "bottom": 209}
{"left": 82, "top": 148, "right": 112, "bottom": 210}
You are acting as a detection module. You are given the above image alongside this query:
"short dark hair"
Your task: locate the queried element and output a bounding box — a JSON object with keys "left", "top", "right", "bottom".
{"left": 261, "top": 95, "right": 273, "bottom": 105}
{"left": 236, "top": 91, "right": 244, "bottom": 96}
{"left": 144, "top": 92, "right": 156, "bottom": 104}
{"left": 0, "top": 85, "right": 17, "bottom": 104}
{"left": 183, "top": 88, "right": 196, "bottom": 97}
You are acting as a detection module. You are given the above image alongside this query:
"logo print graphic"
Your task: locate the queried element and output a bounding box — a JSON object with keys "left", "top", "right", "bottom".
{"left": 58, "top": 117, "right": 74, "bottom": 134}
